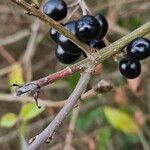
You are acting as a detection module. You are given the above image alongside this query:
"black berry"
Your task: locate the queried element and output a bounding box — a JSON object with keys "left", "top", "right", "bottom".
{"left": 43, "top": 0, "right": 67, "bottom": 21}
{"left": 75, "top": 15, "right": 101, "bottom": 42}
{"left": 50, "top": 28, "right": 58, "bottom": 42}
{"left": 95, "top": 14, "right": 108, "bottom": 39}
{"left": 55, "top": 45, "right": 81, "bottom": 64}
{"left": 127, "top": 37, "right": 150, "bottom": 60}
{"left": 89, "top": 39, "right": 106, "bottom": 49}
{"left": 58, "top": 21, "right": 82, "bottom": 55}
{"left": 83, "top": 40, "right": 106, "bottom": 58}
{"left": 119, "top": 57, "right": 141, "bottom": 79}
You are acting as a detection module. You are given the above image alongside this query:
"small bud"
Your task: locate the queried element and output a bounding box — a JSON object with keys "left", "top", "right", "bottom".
{"left": 94, "top": 80, "right": 113, "bottom": 93}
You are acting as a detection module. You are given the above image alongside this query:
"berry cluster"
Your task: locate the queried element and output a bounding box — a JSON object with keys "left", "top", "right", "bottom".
{"left": 119, "top": 37, "right": 150, "bottom": 79}
{"left": 43, "top": 0, "right": 108, "bottom": 64}
{"left": 43, "top": 0, "right": 150, "bottom": 79}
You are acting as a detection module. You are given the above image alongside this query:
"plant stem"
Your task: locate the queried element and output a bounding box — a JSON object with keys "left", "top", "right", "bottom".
{"left": 29, "top": 71, "right": 92, "bottom": 150}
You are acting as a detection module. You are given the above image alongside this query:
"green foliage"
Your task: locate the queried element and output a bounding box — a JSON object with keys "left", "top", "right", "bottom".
{"left": 104, "top": 107, "right": 138, "bottom": 134}
{"left": 0, "top": 102, "right": 45, "bottom": 130}
{"left": 20, "top": 103, "right": 45, "bottom": 122}
{"left": 19, "top": 122, "right": 27, "bottom": 136}
{"left": 118, "top": 17, "right": 141, "bottom": 30}
{"left": 116, "top": 134, "right": 140, "bottom": 150}
{"left": 0, "top": 113, "right": 17, "bottom": 128}
{"left": 97, "top": 127, "right": 111, "bottom": 150}
{"left": 68, "top": 73, "right": 80, "bottom": 90}
{"left": 76, "top": 107, "right": 103, "bottom": 131}
{"left": 123, "top": 134, "right": 139, "bottom": 144}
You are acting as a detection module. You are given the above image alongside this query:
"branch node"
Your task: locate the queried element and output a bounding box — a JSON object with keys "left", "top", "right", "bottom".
{"left": 12, "top": 83, "right": 42, "bottom": 108}
{"left": 94, "top": 80, "right": 113, "bottom": 93}
{"left": 28, "top": 136, "right": 37, "bottom": 145}
{"left": 24, "top": 11, "right": 34, "bottom": 15}
{"left": 92, "top": 64, "right": 102, "bottom": 76}
{"left": 13, "top": 83, "right": 37, "bottom": 96}
{"left": 45, "top": 136, "right": 53, "bottom": 144}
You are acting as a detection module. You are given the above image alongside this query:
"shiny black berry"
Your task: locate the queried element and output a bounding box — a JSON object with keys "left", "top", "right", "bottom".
{"left": 75, "top": 15, "right": 101, "bottom": 42}
{"left": 95, "top": 14, "right": 108, "bottom": 39}
{"left": 83, "top": 40, "right": 106, "bottom": 58}
{"left": 55, "top": 45, "right": 81, "bottom": 64}
{"left": 127, "top": 37, "right": 150, "bottom": 60}
{"left": 58, "top": 21, "right": 82, "bottom": 55}
{"left": 43, "top": 0, "right": 67, "bottom": 21}
{"left": 89, "top": 39, "right": 106, "bottom": 49}
{"left": 50, "top": 28, "right": 58, "bottom": 42}
{"left": 119, "top": 57, "right": 141, "bottom": 79}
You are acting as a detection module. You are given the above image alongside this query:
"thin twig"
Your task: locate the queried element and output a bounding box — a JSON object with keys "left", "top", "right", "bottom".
{"left": 0, "top": 29, "right": 30, "bottom": 46}
{"left": 138, "top": 129, "right": 150, "bottom": 150}
{"left": 67, "top": 5, "right": 80, "bottom": 20}
{"left": 0, "top": 94, "right": 65, "bottom": 108}
{"left": 63, "top": 107, "right": 79, "bottom": 150}
{"left": 0, "top": 66, "right": 12, "bottom": 77}
{"left": 67, "top": 1, "right": 79, "bottom": 8}
{"left": 22, "top": 19, "right": 41, "bottom": 82}
{"left": 34, "top": 62, "right": 87, "bottom": 88}
{"left": 0, "top": 79, "right": 113, "bottom": 107}
{"left": 120, "top": 2, "right": 150, "bottom": 18}
{"left": 22, "top": 19, "right": 40, "bottom": 65}
{"left": 21, "top": 0, "right": 46, "bottom": 82}
{"left": 28, "top": 71, "right": 92, "bottom": 149}
{"left": 81, "top": 0, "right": 92, "bottom": 14}
{"left": 78, "top": 0, "right": 87, "bottom": 15}
{"left": 0, "top": 46, "right": 16, "bottom": 64}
